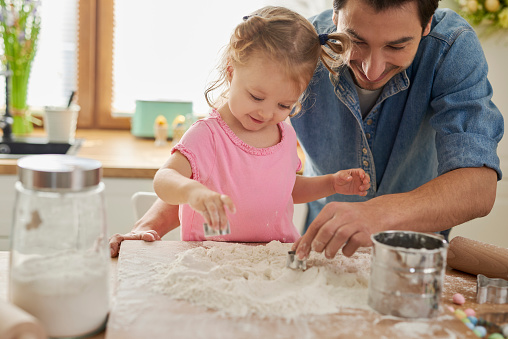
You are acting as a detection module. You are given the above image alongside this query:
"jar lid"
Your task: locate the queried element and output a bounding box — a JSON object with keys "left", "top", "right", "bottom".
{"left": 17, "top": 154, "right": 102, "bottom": 190}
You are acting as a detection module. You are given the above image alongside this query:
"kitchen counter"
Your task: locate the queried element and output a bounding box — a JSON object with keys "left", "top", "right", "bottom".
{"left": 0, "top": 129, "right": 172, "bottom": 179}
{"left": 0, "top": 129, "right": 306, "bottom": 179}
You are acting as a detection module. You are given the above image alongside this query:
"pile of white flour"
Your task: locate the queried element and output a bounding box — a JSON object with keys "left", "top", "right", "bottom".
{"left": 151, "top": 241, "right": 371, "bottom": 319}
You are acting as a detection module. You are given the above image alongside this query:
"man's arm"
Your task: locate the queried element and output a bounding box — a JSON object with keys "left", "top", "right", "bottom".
{"left": 293, "top": 166, "right": 497, "bottom": 259}
{"left": 109, "top": 199, "right": 180, "bottom": 257}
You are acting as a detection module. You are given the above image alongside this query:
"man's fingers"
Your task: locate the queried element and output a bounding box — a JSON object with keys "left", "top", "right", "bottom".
{"left": 322, "top": 224, "right": 356, "bottom": 259}
{"left": 110, "top": 240, "right": 120, "bottom": 258}
{"left": 108, "top": 230, "right": 161, "bottom": 258}
{"left": 295, "top": 203, "right": 339, "bottom": 259}
{"left": 341, "top": 231, "right": 372, "bottom": 257}
{"left": 109, "top": 233, "right": 124, "bottom": 258}
{"left": 122, "top": 231, "right": 160, "bottom": 242}
{"left": 136, "top": 230, "right": 160, "bottom": 241}
{"left": 291, "top": 236, "right": 302, "bottom": 251}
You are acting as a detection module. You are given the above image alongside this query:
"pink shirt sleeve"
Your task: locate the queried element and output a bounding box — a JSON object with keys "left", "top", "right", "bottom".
{"left": 171, "top": 120, "right": 215, "bottom": 183}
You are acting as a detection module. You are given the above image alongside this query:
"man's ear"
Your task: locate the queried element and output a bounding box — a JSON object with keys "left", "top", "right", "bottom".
{"left": 332, "top": 11, "right": 338, "bottom": 26}
{"left": 422, "top": 17, "right": 432, "bottom": 36}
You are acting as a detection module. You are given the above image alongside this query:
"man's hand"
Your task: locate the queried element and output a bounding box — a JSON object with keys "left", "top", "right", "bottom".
{"left": 108, "top": 198, "right": 180, "bottom": 258}
{"left": 292, "top": 201, "right": 378, "bottom": 259}
{"left": 109, "top": 230, "right": 161, "bottom": 258}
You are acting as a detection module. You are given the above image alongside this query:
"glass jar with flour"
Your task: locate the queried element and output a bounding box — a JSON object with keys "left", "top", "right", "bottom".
{"left": 9, "top": 154, "right": 109, "bottom": 338}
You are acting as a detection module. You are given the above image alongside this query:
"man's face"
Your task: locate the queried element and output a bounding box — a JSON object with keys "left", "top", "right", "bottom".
{"left": 333, "top": 0, "right": 431, "bottom": 90}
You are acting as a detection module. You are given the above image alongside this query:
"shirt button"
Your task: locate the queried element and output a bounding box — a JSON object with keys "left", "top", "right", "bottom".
{"left": 366, "top": 133, "right": 371, "bottom": 139}
{"left": 366, "top": 119, "right": 373, "bottom": 125}
{"left": 363, "top": 160, "right": 369, "bottom": 167}
{"left": 362, "top": 148, "right": 368, "bottom": 154}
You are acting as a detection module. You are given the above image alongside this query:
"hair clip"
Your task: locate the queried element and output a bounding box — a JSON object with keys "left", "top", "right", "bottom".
{"left": 319, "top": 33, "right": 329, "bottom": 45}
{"left": 243, "top": 15, "right": 250, "bottom": 21}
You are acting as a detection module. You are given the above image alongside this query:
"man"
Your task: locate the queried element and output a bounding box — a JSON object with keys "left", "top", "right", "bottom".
{"left": 109, "top": 0, "right": 503, "bottom": 259}
{"left": 291, "top": 0, "right": 503, "bottom": 260}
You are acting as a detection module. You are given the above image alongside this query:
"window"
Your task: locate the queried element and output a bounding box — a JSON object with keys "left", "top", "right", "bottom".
{"left": 2, "top": 0, "right": 333, "bottom": 130}
{"left": 110, "top": 0, "right": 332, "bottom": 119}
{"left": 0, "top": 0, "right": 78, "bottom": 114}
{"left": 0, "top": 0, "right": 332, "bottom": 129}
{"left": 111, "top": 1, "right": 269, "bottom": 117}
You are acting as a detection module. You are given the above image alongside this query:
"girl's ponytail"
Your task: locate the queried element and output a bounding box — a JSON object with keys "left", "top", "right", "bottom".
{"left": 318, "top": 32, "right": 351, "bottom": 75}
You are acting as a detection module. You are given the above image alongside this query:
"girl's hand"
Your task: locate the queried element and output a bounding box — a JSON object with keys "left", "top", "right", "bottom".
{"left": 332, "top": 169, "right": 371, "bottom": 196}
{"left": 187, "top": 188, "right": 236, "bottom": 230}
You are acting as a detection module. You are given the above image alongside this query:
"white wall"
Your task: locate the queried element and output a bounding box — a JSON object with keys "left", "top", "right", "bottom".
{"left": 447, "top": 32, "right": 508, "bottom": 247}
{"left": 439, "top": 1, "right": 508, "bottom": 247}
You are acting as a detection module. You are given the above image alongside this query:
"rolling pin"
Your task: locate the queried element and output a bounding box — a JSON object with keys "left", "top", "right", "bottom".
{"left": 0, "top": 299, "right": 46, "bottom": 339}
{"left": 447, "top": 236, "right": 508, "bottom": 280}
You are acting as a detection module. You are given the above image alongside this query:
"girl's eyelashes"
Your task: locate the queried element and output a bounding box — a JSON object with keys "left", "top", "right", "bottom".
{"left": 249, "top": 92, "right": 293, "bottom": 109}
{"left": 250, "top": 94, "right": 263, "bottom": 101}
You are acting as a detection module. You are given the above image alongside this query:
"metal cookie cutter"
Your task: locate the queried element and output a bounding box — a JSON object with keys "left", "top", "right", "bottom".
{"left": 477, "top": 274, "right": 508, "bottom": 304}
{"left": 286, "top": 251, "right": 307, "bottom": 270}
{"left": 203, "top": 221, "right": 231, "bottom": 237}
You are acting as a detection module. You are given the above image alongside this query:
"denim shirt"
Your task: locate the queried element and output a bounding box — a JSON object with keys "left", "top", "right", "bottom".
{"left": 291, "top": 9, "right": 504, "bottom": 229}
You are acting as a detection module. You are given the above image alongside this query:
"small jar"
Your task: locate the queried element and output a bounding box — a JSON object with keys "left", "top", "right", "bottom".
{"left": 9, "top": 154, "right": 109, "bottom": 338}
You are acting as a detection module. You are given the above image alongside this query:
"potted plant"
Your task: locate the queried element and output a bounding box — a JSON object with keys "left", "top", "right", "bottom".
{"left": 455, "top": 0, "right": 508, "bottom": 31}
{"left": 0, "top": 0, "right": 41, "bottom": 135}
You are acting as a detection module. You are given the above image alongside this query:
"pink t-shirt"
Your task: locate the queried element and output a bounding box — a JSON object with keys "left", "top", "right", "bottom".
{"left": 172, "top": 110, "right": 301, "bottom": 243}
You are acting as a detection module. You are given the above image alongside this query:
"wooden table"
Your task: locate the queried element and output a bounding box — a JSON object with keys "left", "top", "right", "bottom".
{"left": 2, "top": 242, "right": 508, "bottom": 339}
{"left": 108, "top": 241, "right": 508, "bottom": 339}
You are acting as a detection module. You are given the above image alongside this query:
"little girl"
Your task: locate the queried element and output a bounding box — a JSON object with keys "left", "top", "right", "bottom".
{"left": 109, "top": 6, "right": 370, "bottom": 254}
{"left": 153, "top": 5, "right": 369, "bottom": 241}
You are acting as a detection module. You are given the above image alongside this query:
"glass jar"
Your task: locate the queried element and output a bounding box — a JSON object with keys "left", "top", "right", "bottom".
{"left": 9, "top": 154, "right": 109, "bottom": 338}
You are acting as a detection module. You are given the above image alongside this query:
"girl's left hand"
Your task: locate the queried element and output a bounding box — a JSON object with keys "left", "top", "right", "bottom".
{"left": 333, "top": 169, "right": 371, "bottom": 196}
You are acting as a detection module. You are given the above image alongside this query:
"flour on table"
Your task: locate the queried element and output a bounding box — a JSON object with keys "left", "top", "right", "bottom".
{"left": 151, "top": 241, "right": 371, "bottom": 319}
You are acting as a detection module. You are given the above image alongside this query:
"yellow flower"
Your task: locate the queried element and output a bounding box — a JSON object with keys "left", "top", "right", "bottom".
{"left": 485, "top": 0, "right": 501, "bottom": 12}
{"left": 499, "top": 8, "right": 508, "bottom": 28}
{"left": 466, "top": 0, "right": 479, "bottom": 13}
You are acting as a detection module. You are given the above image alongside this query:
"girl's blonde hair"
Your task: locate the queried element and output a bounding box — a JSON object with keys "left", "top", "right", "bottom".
{"left": 205, "top": 6, "right": 350, "bottom": 116}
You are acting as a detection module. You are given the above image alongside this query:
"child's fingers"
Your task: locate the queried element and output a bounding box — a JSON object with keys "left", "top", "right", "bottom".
{"left": 201, "top": 211, "right": 212, "bottom": 227}
{"left": 205, "top": 203, "right": 220, "bottom": 228}
{"left": 217, "top": 195, "right": 234, "bottom": 228}
{"left": 337, "top": 170, "right": 352, "bottom": 182}
{"left": 220, "top": 194, "right": 236, "bottom": 214}
{"left": 364, "top": 172, "right": 371, "bottom": 183}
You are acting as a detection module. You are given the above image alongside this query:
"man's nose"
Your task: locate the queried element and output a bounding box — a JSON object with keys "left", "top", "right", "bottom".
{"left": 362, "top": 51, "right": 385, "bottom": 81}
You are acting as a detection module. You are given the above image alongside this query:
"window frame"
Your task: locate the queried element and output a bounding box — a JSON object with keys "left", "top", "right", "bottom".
{"left": 78, "top": 0, "right": 129, "bottom": 129}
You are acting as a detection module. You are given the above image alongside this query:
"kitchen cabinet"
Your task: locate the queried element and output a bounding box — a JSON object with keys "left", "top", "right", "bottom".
{"left": 0, "top": 175, "right": 153, "bottom": 251}
{"left": 0, "top": 175, "right": 308, "bottom": 251}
